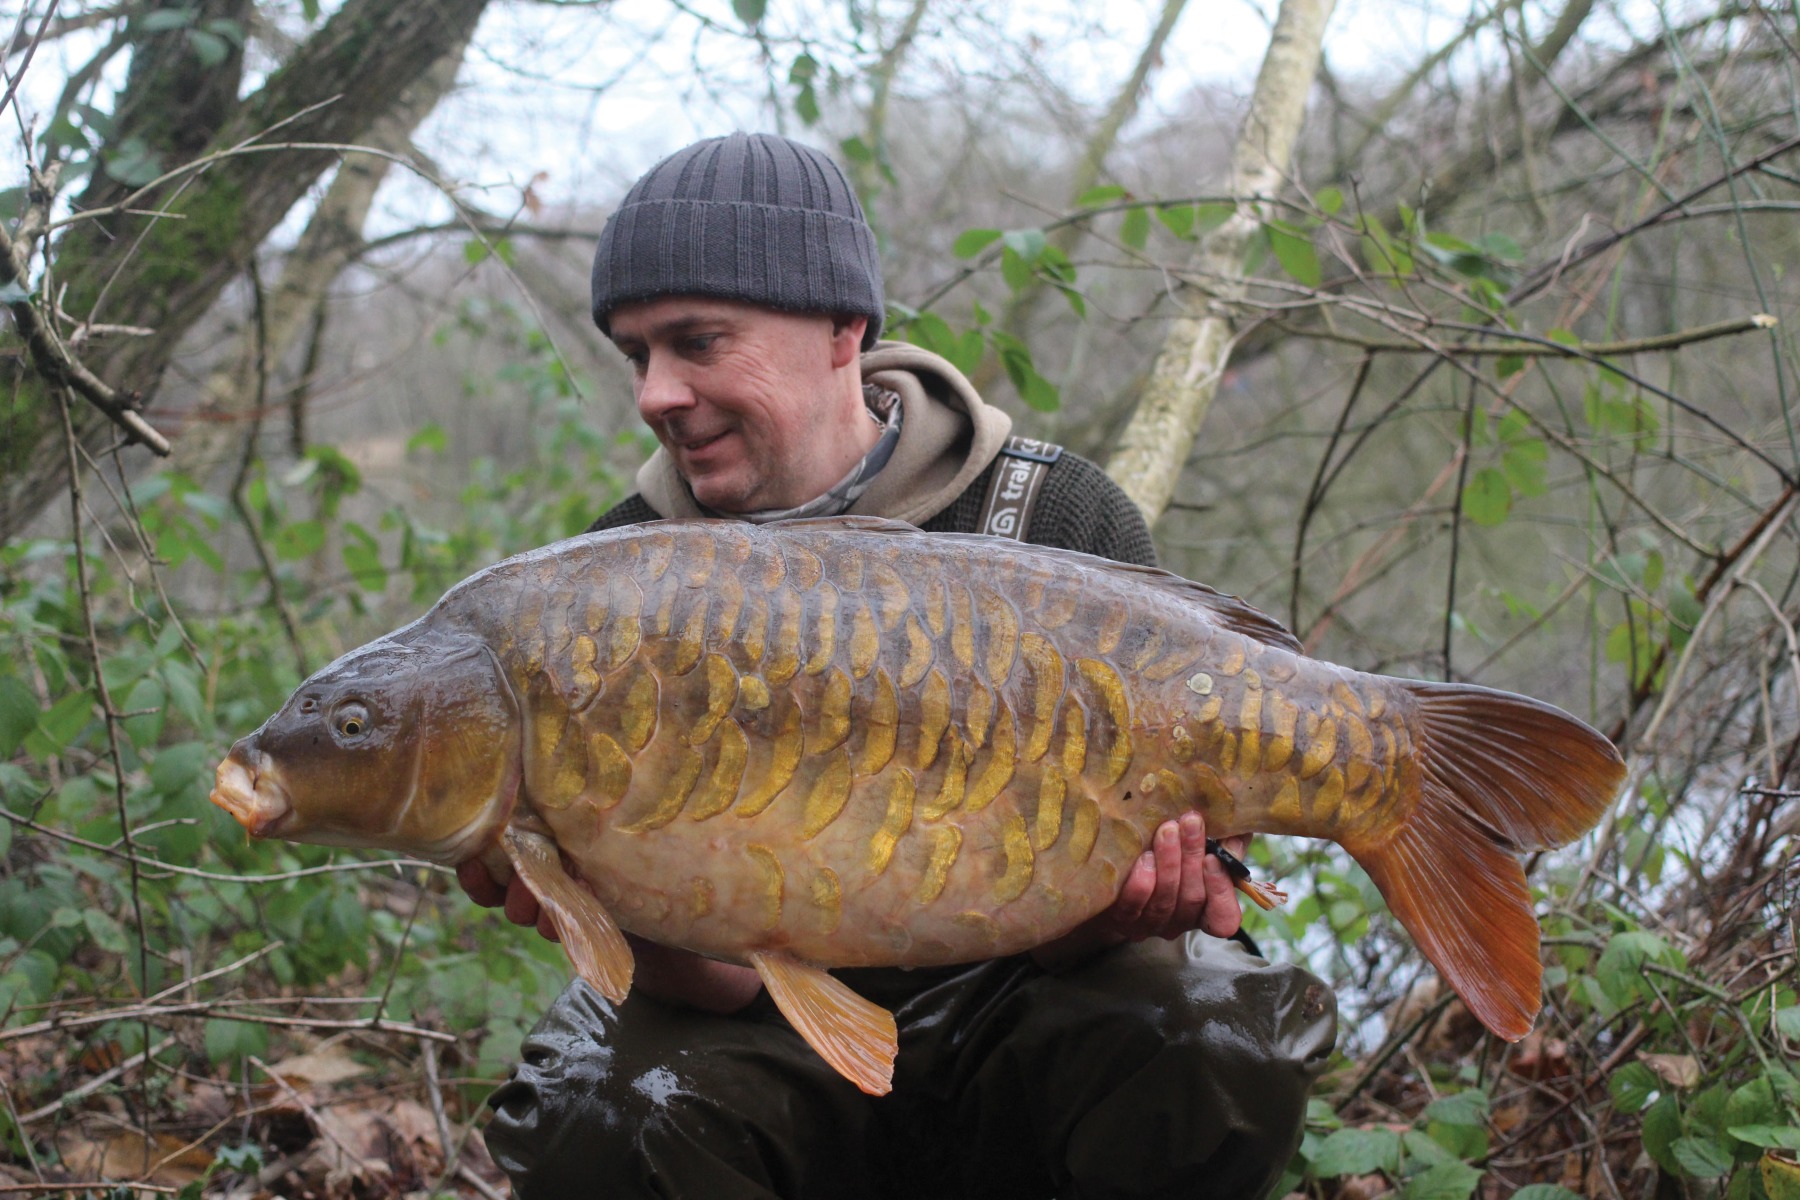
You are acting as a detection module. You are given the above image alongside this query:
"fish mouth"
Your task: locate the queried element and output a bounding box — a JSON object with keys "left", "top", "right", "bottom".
{"left": 210, "top": 749, "right": 294, "bottom": 839}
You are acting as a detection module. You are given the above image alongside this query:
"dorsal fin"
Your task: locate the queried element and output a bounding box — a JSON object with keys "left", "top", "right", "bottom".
{"left": 1088, "top": 561, "right": 1305, "bottom": 655}
{"left": 612, "top": 517, "right": 1304, "bottom": 655}
{"left": 775, "top": 515, "right": 926, "bottom": 535}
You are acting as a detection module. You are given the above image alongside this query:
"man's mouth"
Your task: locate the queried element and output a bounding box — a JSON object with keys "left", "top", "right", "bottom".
{"left": 677, "top": 430, "right": 730, "bottom": 453}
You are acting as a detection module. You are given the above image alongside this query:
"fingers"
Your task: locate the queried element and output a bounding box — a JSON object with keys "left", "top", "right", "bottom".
{"left": 1134, "top": 821, "right": 1184, "bottom": 939}
{"left": 1168, "top": 813, "right": 1211, "bottom": 937}
{"left": 1200, "top": 854, "right": 1242, "bottom": 937}
{"left": 503, "top": 875, "right": 542, "bottom": 929}
{"left": 455, "top": 859, "right": 506, "bottom": 908}
{"left": 536, "top": 908, "right": 560, "bottom": 942}
{"left": 1110, "top": 849, "right": 1157, "bottom": 933}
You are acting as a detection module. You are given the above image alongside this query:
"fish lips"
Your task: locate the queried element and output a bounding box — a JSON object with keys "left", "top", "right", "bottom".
{"left": 210, "top": 748, "right": 295, "bottom": 839}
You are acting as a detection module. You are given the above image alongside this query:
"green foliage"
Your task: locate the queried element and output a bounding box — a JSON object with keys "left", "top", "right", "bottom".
{"left": 1263, "top": 220, "right": 1322, "bottom": 288}
{"left": 0, "top": 306, "right": 627, "bottom": 1159}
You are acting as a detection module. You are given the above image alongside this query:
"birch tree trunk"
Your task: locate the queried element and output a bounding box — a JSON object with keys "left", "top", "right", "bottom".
{"left": 1104, "top": 0, "right": 1335, "bottom": 525}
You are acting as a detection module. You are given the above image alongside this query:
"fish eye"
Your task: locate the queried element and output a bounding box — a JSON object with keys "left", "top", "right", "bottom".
{"left": 333, "top": 702, "right": 371, "bottom": 741}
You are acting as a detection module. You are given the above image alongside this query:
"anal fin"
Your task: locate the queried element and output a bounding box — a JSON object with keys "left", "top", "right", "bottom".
{"left": 749, "top": 951, "right": 897, "bottom": 1096}
{"left": 502, "top": 826, "right": 635, "bottom": 1003}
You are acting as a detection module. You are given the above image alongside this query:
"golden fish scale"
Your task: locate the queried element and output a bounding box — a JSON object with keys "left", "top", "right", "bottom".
{"left": 461, "top": 523, "right": 1418, "bottom": 967}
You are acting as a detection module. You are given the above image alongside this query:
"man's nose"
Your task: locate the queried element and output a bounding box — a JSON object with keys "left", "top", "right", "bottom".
{"left": 635, "top": 353, "right": 695, "bottom": 423}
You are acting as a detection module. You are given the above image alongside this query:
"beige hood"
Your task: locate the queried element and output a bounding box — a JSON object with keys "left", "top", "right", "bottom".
{"left": 633, "top": 341, "right": 1012, "bottom": 525}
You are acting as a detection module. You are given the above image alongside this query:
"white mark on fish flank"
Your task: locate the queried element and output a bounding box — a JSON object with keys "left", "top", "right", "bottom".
{"left": 1186, "top": 672, "right": 1214, "bottom": 696}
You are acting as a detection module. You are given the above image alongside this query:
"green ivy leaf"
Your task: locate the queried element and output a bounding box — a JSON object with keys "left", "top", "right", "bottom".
{"left": 1479, "top": 231, "right": 1524, "bottom": 260}
{"left": 1265, "top": 221, "right": 1321, "bottom": 288}
{"left": 732, "top": 0, "right": 766, "bottom": 25}
{"left": 1077, "top": 184, "right": 1127, "bottom": 207}
{"left": 1776, "top": 1006, "right": 1800, "bottom": 1040}
{"left": 793, "top": 83, "right": 820, "bottom": 126}
{"left": 185, "top": 28, "right": 229, "bottom": 67}
{"left": 1120, "top": 206, "right": 1149, "bottom": 250}
{"left": 1611, "top": 1061, "right": 1662, "bottom": 1114}
{"left": 1501, "top": 437, "right": 1548, "bottom": 497}
{"left": 203, "top": 1018, "right": 268, "bottom": 1069}
{"left": 1310, "top": 1127, "right": 1400, "bottom": 1178}
{"left": 342, "top": 522, "right": 387, "bottom": 593}
{"left": 1000, "top": 246, "right": 1034, "bottom": 292}
{"left": 103, "top": 136, "right": 164, "bottom": 187}
{"left": 140, "top": 8, "right": 197, "bottom": 33}
{"left": 1002, "top": 228, "right": 1048, "bottom": 265}
{"left": 952, "top": 228, "right": 1002, "bottom": 259}
{"left": 1360, "top": 216, "right": 1412, "bottom": 278}
{"left": 1513, "top": 1187, "right": 1584, "bottom": 1200}
{"left": 407, "top": 422, "right": 449, "bottom": 454}
{"left": 274, "top": 518, "right": 326, "bottom": 561}
{"left": 27, "top": 689, "right": 94, "bottom": 758}
{"left": 1730, "top": 1126, "right": 1800, "bottom": 1150}
{"left": 1461, "top": 467, "right": 1511, "bottom": 527}
{"left": 0, "top": 676, "right": 37, "bottom": 758}
{"left": 82, "top": 908, "right": 130, "bottom": 955}
{"left": 1496, "top": 353, "right": 1525, "bottom": 378}
{"left": 1423, "top": 1090, "right": 1489, "bottom": 1127}
{"left": 1191, "top": 202, "right": 1233, "bottom": 238}
{"left": 1643, "top": 1095, "right": 1683, "bottom": 1173}
{"left": 1157, "top": 204, "right": 1195, "bottom": 239}
{"left": 1672, "top": 1136, "right": 1735, "bottom": 1179}
{"left": 838, "top": 135, "right": 874, "bottom": 164}
{"left": 1400, "top": 1161, "right": 1484, "bottom": 1200}
{"left": 1315, "top": 185, "right": 1344, "bottom": 215}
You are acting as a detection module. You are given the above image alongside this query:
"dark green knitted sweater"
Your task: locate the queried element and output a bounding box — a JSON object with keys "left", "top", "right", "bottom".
{"left": 586, "top": 448, "right": 1157, "bottom": 568}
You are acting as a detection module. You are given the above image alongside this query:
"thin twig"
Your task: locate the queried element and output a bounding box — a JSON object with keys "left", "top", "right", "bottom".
{"left": 1293, "top": 311, "right": 1777, "bottom": 357}
{"left": 0, "top": 0, "right": 57, "bottom": 122}
{"left": 227, "top": 258, "right": 308, "bottom": 676}
{"left": 0, "top": 998, "right": 457, "bottom": 1045}
{"left": 19, "top": 1035, "right": 179, "bottom": 1124}
{"left": 0, "top": 804, "right": 449, "bottom": 883}
{"left": 57, "top": 382, "right": 156, "bottom": 1146}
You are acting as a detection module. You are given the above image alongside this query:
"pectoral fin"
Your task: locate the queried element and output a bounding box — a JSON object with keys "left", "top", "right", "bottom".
{"left": 501, "top": 826, "right": 635, "bottom": 1003}
{"left": 749, "top": 951, "right": 897, "bottom": 1096}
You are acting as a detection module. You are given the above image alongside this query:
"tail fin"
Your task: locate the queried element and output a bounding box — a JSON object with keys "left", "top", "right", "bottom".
{"left": 1344, "top": 682, "right": 1625, "bottom": 1041}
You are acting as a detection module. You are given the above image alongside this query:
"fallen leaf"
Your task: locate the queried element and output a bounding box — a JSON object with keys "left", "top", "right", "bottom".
{"left": 264, "top": 1042, "right": 369, "bottom": 1088}
{"left": 54, "top": 1124, "right": 212, "bottom": 1187}
{"left": 1637, "top": 1051, "right": 1701, "bottom": 1089}
{"left": 1764, "top": 1151, "right": 1800, "bottom": 1200}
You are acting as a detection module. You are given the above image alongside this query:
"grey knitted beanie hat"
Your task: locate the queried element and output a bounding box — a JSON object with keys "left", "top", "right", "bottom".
{"left": 591, "top": 132, "right": 885, "bottom": 349}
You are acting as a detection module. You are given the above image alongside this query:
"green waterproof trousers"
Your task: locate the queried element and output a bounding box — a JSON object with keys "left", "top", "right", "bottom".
{"left": 484, "top": 933, "right": 1336, "bottom": 1200}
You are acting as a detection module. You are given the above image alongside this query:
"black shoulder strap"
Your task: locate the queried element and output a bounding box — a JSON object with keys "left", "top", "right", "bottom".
{"left": 976, "top": 435, "right": 1063, "bottom": 541}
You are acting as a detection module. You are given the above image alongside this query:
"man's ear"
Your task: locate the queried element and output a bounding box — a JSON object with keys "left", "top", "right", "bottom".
{"left": 829, "top": 314, "right": 868, "bottom": 368}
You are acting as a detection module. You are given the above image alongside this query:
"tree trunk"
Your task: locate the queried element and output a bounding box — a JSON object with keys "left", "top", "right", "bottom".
{"left": 1104, "top": 0, "right": 1336, "bottom": 525}
{"left": 1, "top": 0, "right": 491, "bottom": 540}
{"left": 168, "top": 30, "right": 475, "bottom": 481}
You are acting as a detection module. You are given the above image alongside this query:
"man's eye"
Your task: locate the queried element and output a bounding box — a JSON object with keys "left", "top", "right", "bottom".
{"left": 684, "top": 335, "right": 717, "bottom": 354}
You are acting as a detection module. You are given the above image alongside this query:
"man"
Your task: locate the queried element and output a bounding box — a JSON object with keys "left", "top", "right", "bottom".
{"left": 460, "top": 131, "right": 1335, "bottom": 1199}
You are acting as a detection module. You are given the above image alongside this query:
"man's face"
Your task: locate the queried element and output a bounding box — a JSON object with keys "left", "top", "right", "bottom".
{"left": 608, "top": 296, "right": 860, "bottom": 513}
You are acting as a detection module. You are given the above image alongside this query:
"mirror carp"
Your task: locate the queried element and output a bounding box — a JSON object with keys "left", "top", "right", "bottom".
{"left": 211, "top": 516, "right": 1626, "bottom": 1094}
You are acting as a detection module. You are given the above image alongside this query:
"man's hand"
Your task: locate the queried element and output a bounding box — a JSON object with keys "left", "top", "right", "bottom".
{"left": 456, "top": 859, "right": 560, "bottom": 942}
{"left": 454, "top": 859, "right": 763, "bottom": 1013}
{"left": 1030, "top": 812, "right": 1247, "bottom": 970}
